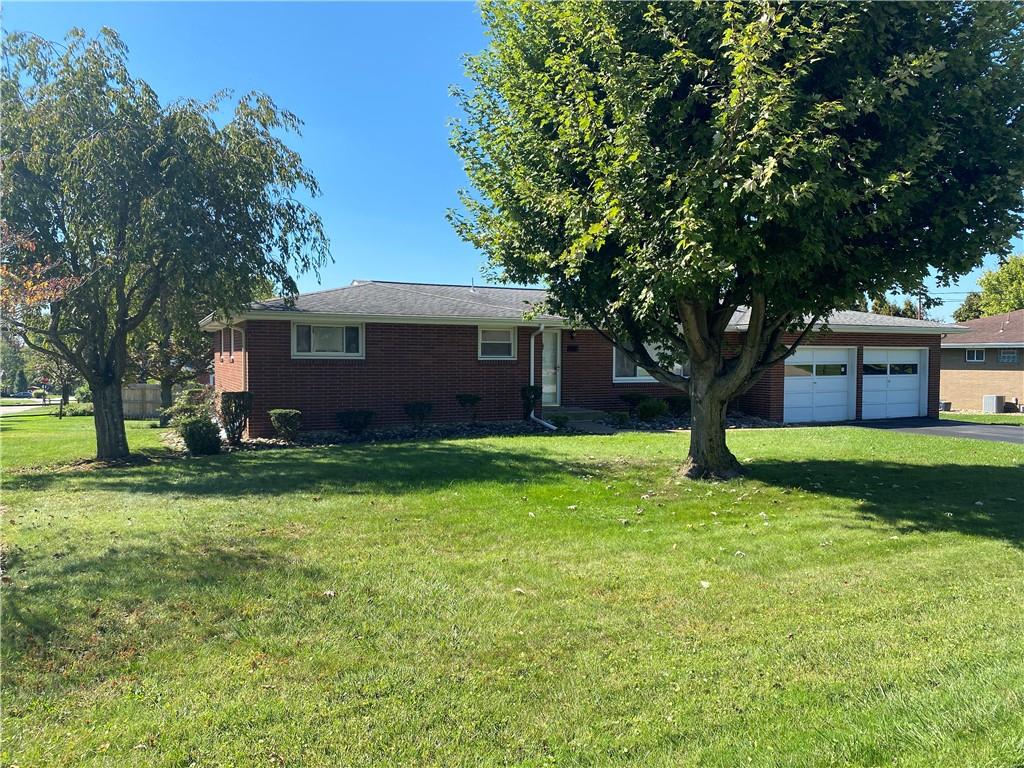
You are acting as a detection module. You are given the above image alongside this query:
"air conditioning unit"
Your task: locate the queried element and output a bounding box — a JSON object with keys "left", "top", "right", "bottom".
{"left": 982, "top": 395, "right": 1005, "bottom": 414}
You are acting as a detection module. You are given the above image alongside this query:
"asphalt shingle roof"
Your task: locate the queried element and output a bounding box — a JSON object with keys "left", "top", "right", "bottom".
{"left": 240, "top": 280, "right": 961, "bottom": 333}
{"left": 940, "top": 308, "right": 1024, "bottom": 346}
{"left": 251, "top": 280, "right": 557, "bottom": 321}
{"left": 730, "top": 306, "right": 960, "bottom": 331}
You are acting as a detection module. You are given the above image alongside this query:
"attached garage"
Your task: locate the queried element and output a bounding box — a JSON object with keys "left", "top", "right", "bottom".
{"left": 783, "top": 347, "right": 857, "bottom": 423}
{"left": 862, "top": 348, "right": 926, "bottom": 419}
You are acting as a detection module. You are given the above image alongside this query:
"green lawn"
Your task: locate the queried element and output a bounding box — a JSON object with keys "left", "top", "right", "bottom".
{"left": 1, "top": 409, "right": 168, "bottom": 469}
{"left": 941, "top": 411, "right": 1024, "bottom": 425}
{"left": 3, "top": 417, "right": 1023, "bottom": 767}
{"left": 0, "top": 398, "right": 44, "bottom": 406}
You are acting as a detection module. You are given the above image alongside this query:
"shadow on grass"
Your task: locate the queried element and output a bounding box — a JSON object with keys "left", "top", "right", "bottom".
{"left": 747, "top": 459, "right": 1024, "bottom": 547}
{"left": 3, "top": 534, "right": 323, "bottom": 668}
{"left": 4, "top": 439, "right": 600, "bottom": 498}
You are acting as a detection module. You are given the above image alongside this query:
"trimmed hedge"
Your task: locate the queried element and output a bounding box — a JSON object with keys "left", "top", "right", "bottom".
{"left": 619, "top": 392, "right": 647, "bottom": 414}
{"left": 665, "top": 395, "right": 690, "bottom": 417}
{"left": 337, "top": 410, "right": 374, "bottom": 435}
{"left": 404, "top": 401, "right": 433, "bottom": 425}
{"left": 218, "top": 391, "right": 252, "bottom": 446}
{"left": 456, "top": 393, "right": 481, "bottom": 422}
{"left": 178, "top": 417, "right": 221, "bottom": 455}
{"left": 269, "top": 409, "right": 302, "bottom": 441}
{"left": 636, "top": 397, "right": 669, "bottom": 421}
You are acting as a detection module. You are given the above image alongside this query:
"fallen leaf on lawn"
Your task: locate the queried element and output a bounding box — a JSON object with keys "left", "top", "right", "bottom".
{"left": 734, "top": 551, "right": 746, "bottom": 557}
{"left": 619, "top": 518, "right": 630, "bottom": 525}
{"left": 322, "top": 590, "right": 336, "bottom": 599}
{"left": 699, "top": 580, "right": 710, "bottom": 589}
{"left": 567, "top": 505, "right": 578, "bottom": 510}
{"left": 512, "top": 587, "right": 527, "bottom": 595}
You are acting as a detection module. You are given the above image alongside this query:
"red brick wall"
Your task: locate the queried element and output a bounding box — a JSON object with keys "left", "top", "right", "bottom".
{"left": 217, "top": 320, "right": 543, "bottom": 437}
{"left": 212, "top": 328, "right": 246, "bottom": 393}
{"left": 216, "top": 321, "right": 943, "bottom": 436}
{"left": 555, "top": 329, "right": 684, "bottom": 410}
{"left": 735, "top": 331, "right": 941, "bottom": 421}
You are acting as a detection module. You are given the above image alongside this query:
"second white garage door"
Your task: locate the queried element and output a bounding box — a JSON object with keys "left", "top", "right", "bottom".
{"left": 783, "top": 348, "right": 855, "bottom": 423}
{"left": 862, "top": 349, "right": 924, "bottom": 419}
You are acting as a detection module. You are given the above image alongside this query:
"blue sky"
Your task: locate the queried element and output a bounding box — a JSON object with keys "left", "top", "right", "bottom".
{"left": 4, "top": 2, "right": 1018, "bottom": 321}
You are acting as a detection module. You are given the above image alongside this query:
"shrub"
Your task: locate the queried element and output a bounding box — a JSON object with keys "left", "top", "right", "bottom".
{"left": 64, "top": 402, "right": 94, "bottom": 417}
{"left": 521, "top": 385, "right": 543, "bottom": 419}
{"left": 164, "top": 384, "right": 215, "bottom": 425}
{"left": 665, "top": 395, "right": 690, "bottom": 417}
{"left": 404, "top": 401, "right": 433, "bottom": 425}
{"left": 609, "top": 410, "right": 630, "bottom": 427}
{"left": 269, "top": 409, "right": 302, "bottom": 441}
{"left": 217, "top": 391, "right": 252, "bottom": 446}
{"left": 177, "top": 417, "right": 221, "bottom": 455}
{"left": 619, "top": 392, "right": 647, "bottom": 413}
{"left": 31, "top": 389, "right": 46, "bottom": 399}
{"left": 549, "top": 412, "right": 571, "bottom": 429}
{"left": 456, "top": 393, "right": 482, "bottom": 422}
{"left": 74, "top": 384, "right": 92, "bottom": 403}
{"left": 636, "top": 397, "right": 669, "bottom": 421}
{"left": 337, "top": 409, "right": 374, "bottom": 435}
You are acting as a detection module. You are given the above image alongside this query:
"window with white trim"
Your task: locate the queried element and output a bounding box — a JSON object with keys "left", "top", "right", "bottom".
{"left": 293, "top": 323, "right": 363, "bottom": 358}
{"left": 478, "top": 327, "right": 516, "bottom": 359}
{"left": 965, "top": 349, "right": 985, "bottom": 363}
{"left": 613, "top": 345, "right": 687, "bottom": 383}
{"left": 614, "top": 346, "right": 655, "bottom": 382}
{"left": 999, "top": 348, "right": 1019, "bottom": 364}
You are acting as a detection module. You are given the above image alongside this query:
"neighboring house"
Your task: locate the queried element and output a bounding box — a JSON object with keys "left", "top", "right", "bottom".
{"left": 940, "top": 308, "right": 1024, "bottom": 411}
{"left": 200, "top": 280, "right": 960, "bottom": 437}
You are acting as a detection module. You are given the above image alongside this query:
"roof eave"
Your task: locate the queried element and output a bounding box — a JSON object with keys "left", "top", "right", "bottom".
{"left": 727, "top": 322, "right": 965, "bottom": 335}
{"left": 200, "top": 309, "right": 565, "bottom": 328}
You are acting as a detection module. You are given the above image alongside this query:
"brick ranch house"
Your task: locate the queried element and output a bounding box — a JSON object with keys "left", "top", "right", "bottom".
{"left": 200, "top": 280, "right": 963, "bottom": 438}
{"left": 940, "top": 308, "right": 1024, "bottom": 411}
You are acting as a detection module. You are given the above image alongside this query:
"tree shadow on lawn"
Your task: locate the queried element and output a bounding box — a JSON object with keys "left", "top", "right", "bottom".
{"left": 747, "top": 459, "right": 1024, "bottom": 547}
{"left": 3, "top": 533, "right": 325, "bottom": 669}
{"left": 5, "top": 439, "right": 605, "bottom": 498}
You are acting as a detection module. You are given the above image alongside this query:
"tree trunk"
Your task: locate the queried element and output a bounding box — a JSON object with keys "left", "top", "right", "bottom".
{"left": 159, "top": 379, "right": 174, "bottom": 426}
{"left": 91, "top": 380, "right": 131, "bottom": 460}
{"left": 683, "top": 372, "right": 741, "bottom": 480}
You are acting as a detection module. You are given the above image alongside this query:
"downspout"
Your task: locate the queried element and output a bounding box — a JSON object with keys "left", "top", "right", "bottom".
{"left": 530, "top": 325, "right": 557, "bottom": 430}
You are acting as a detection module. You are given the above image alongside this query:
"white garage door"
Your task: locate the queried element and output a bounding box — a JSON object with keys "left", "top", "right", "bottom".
{"left": 862, "top": 349, "right": 923, "bottom": 419}
{"left": 784, "top": 348, "right": 853, "bottom": 423}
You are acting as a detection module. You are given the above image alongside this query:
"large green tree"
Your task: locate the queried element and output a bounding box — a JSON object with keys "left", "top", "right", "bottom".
{"left": 452, "top": 1, "right": 1024, "bottom": 477}
{"left": 977, "top": 254, "right": 1024, "bottom": 316}
{"left": 952, "top": 291, "right": 985, "bottom": 323}
{"left": 1, "top": 29, "right": 328, "bottom": 459}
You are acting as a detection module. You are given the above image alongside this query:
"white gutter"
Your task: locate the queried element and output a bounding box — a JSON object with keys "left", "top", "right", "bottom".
{"left": 529, "top": 325, "right": 557, "bottom": 430}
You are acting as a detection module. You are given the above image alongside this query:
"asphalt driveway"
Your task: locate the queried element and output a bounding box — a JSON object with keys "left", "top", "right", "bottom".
{"left": 856, "top": 417, "right": 1023, "bottom": 445}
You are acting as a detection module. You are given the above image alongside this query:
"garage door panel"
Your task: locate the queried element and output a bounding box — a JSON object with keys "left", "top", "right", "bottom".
{"left": 859, "top": 348, "right": 923, "bottom": 419}
{"left": 813, "top": 390, "right": 847, "bottom": 407}
{"left": 785, "top": 406, "right": 814, "bottom": 423}
{"left": 783, "top": 348, "right": 853, "bottom": 423}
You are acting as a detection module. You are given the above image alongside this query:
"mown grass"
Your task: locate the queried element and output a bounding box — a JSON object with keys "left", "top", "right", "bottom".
{"left": 941, "top": 411, "right": 1024, "bottom": 425}
{"left": 2, "top": 417, "right": 1023, "bottom": 767}
{"left": 1, "top": 409, "right": 168, "bottom": 470}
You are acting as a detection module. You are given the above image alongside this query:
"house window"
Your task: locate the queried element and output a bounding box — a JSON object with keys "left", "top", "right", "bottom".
{"left": 613, "top": 345, "right": 688, "bottom": 383}
{"left": 999, "top": 349, "right": 1019, "bottom": 364}
{"left": 478, "top": 328, "right": 516, "bottom": 359}
{"left": 293, "top": 323, "right": 363, "bottom": 358}
{"left": 614, "top": 346, "right": 654, "bottom": 382}
{"left": 965, "top": 349, "right": 985, "bottom": 363}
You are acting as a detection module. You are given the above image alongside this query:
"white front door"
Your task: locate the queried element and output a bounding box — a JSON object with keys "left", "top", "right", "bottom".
{"left": 862, "top": 349, "right": 923, "bottom": 419}
{"left": 541, "top": 330, "right": 560, "bottom": 406}
{"left": 783, "top": 348, "right": 854, "bottom": 423}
